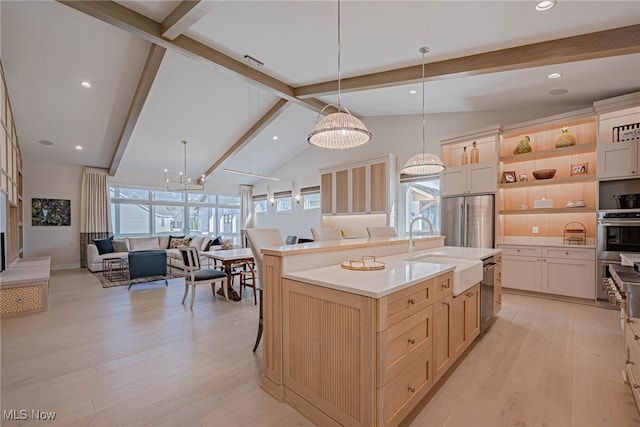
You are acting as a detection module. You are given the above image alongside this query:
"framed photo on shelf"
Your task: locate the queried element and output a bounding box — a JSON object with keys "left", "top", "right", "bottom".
{"left": 503, "top": 171, "right": 517, "bottom": 183}
{"left": 571, "top": 162, "right": 588, "bottom": 176}
{"left": 520, "top": 174, "right": 528, "bottom": 182}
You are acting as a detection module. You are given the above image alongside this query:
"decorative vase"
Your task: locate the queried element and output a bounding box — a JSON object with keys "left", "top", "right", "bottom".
{"left": 513, "top": 135, "right": 532, "bottom": 155}
{"left": 555, "top": 127, "right": 577, "bottom": 148}
{"left": 470, "top": 141, "right": 479, "bottom": 164}
{"left": 461, "top": 147, "right": 469, "bottom": 165}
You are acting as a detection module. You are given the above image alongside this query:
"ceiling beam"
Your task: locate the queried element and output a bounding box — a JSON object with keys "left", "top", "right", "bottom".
{"left": 109, "top": 44, "right": 166, "bottom": 176}
{"left": 56, "top": 0, "right": 334, "bottom": 114}
{"left": 295, "top": 24, "right": 640, "bottom": 98}
{"left": 161, "top": 0, "right": 214, "bottom": 41}
{"left": 201, "top": 98, "right": 289, "bottom": 179}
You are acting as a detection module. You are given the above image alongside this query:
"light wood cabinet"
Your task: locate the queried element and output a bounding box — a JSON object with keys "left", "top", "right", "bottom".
{"left": 277, "top": 271, "right": 454, "bottom": 427}
{"left": 320, "top": 155, "right": 396, "bottom": 216}
{"left": 433, "top": 294, "right": 453, "bottom": 382}
{"left": 494, "top": 254, "right": 502, "bottom": 314}
{"left": 439, "top": 125, "right": 500, "bottom": 197}
{"left": 595, "top": 104, "right": 640, "bottom": 180}
{"left": 451, "top": 283, "right": 480, "bottom": 361}
{"left": 499, "top": 244, "right": 595, "bottom": 299}
{"left": 624, "top": 313, "right": 640, "bottom": 414}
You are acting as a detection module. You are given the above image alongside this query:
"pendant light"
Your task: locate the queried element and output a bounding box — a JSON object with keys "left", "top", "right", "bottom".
{"left": 307, "top": 0, "right": 372, "bottom": 150}
{"left": 164, "top": 140, "right": 205, "bottom": 191}
{"left": 400, "top": 47, "right": 446, "bottom": 176}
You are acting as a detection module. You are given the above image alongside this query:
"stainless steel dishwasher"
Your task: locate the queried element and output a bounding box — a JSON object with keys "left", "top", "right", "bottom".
{"left": 480, "top": 256, "right": 497, "bottom": 333}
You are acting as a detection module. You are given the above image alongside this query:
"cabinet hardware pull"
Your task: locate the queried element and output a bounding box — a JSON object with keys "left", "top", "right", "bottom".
{"left": 408, "top": 298, "right": 416, "bottom": 305}
{"left": 15, "top": 297, "right": 23, "bottom": 303}
{"left": 408, "top": 338, "right": 416, "bottom": 344}
{"left": 627, "top": 360, "right": 634, "bottom": 365}
{"left": 627, "top": 319, "right": 635, "bottom": 324}
{"left": 441, "top": 284, "right": 448, "bottom": 290}
{"left": 635, "top": 335, "right": 640, "bottom": 341}
{"left": 565, "top": 252, "right": 569, "bottom": 255}
{"left": 408, "top": 386, "right": 416, "bottom": 393}
{"left": 634, "top": 384, "right": 640, "bottom": 389}
{"left": 443, "top": 302, "right": 449, "bottom": 307}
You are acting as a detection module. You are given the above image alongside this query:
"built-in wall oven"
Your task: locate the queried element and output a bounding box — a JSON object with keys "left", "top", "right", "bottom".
{"left": 597, "top": 211, "right": 640, "bottom": 300}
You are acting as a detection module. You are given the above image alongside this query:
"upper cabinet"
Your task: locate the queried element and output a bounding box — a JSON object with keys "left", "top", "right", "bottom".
{"left": 439, "top": 125, "right": 500, "bottom": 197}
{"left": 320, "top": 154, "right": 397, "bottom": 216}
{"left": 594, "top": 92, "right": 640, "bottom": 181}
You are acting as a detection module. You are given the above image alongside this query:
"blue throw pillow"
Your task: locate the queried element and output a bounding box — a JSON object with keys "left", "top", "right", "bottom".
{"left": 211, "top": 236, "right": 223, "bottom": 246}
{"left": 93, "top": 236, "right": 114, "bottom": 255}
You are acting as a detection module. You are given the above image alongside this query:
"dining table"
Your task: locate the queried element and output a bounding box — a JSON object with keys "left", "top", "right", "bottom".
{"left": 201, "top": 248, "right": 255, "bottom": 301}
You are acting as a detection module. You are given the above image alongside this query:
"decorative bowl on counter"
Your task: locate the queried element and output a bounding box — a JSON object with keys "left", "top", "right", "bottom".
{"left": 532, "top": 169, "right": 556, "bottom": 180}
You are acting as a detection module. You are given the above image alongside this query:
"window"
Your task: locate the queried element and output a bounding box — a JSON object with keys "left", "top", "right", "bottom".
{"left": 109, "top": 186, "right": 241, "bottom": 242}
{"left": 300, "top": 186, "right": 320, "bottom": 210}
{"left": 274, "top": 190, "right": 292, "bottom": 213}
{"left": 252, "top": 194, "right": 267, "bottom": 214}
{"left": 404, "top": 178, "right": 441, "bottom": 236}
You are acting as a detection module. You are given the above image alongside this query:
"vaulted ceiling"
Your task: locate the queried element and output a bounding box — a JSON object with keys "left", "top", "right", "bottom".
{"left": 2, "top": 1, "right": 639, "bottom": 187}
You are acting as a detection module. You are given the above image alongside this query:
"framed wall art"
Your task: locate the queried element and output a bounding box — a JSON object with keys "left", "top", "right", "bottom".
{"left": 571, "top": 163, "right": 588, "bottom": 176}
{"left": 32, "top": 198, "right": 71, "bottom": 226}
{"left": 502, "top": 171, "right": 517, "bottom": 183}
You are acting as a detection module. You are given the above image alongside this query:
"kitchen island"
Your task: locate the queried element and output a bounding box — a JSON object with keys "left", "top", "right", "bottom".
{"left": 259, "top": 237, "right": 500, "bottom": 426}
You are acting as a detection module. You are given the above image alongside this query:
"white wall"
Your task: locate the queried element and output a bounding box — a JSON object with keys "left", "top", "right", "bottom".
{"left": 254, "top": 106, "right": 580, "bottom": 238}
{"left": 23, "top": 159, "right": 83, "bottom": 270}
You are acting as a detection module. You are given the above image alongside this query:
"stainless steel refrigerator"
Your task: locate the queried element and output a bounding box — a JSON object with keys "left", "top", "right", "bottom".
{"left": 441, "top": 194, "right": 494, "bottom": 248}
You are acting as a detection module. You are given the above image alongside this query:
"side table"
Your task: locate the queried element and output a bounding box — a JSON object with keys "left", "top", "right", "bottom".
{"left": 103, "top": 257, "right": 128, "bottom": 282}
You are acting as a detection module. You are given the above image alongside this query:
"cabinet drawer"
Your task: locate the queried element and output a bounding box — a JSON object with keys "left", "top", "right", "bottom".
{"left": 542, "top": 247, "right": 595, "bottom": 261}
{"left": 0, "top": 282, "right": 48, "bottom": 316}
{"left": 378, "top": 279, "right": 434, "bottom": 331}
{"left": 434, "top": 272, "right": 453, "bottom": 302}
{"left": 377, "top": 348, "right": 433, "bottom": 427}
{"left": 498, "top": 245, "right": 541, "bottom": 257}
{"left": 378, "top": 306, "right": 433, "bottom": 387}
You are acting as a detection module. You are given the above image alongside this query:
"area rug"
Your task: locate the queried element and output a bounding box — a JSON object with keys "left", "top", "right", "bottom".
{"left": 93, "top": 271, "right": 183, "bottom": 289}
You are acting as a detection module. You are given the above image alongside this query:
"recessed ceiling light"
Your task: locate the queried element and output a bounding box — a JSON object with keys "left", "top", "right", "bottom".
{"left": 38, "top": 139, "right": 54, "bottom": 146}
{"left": 272, "top": 136, "right": 278, "bottom": 140}
{"left": 548, "top": 89, "right": 568, "bottom": 95}
{"left": 80, "top": 81, "right": 92, "bottom": 88}
{"left": 547, "top": 73, "right": 563, "bottom": 79}
{"left": 409, "top": 89, "right": 417, "bottom": 95}
{"left": 535, "top": 0, "right": 556, "bottom": 11}
{"left": 74, "top": 145, "right": 83, "bottom": 150}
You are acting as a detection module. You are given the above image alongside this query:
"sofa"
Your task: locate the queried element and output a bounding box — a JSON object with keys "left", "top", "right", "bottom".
{"left": 86, "top": 235, "right": 231, "bottom": 273}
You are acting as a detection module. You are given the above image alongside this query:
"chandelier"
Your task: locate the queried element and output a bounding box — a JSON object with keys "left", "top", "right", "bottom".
{"left": 400, "top": 47, "right": 446, "bottom": 176}
{"left": 164, "top": 140, "right": 205, "bottom": 191}
{"left": 307, "top": 0, "right": 372, "bottom": 150}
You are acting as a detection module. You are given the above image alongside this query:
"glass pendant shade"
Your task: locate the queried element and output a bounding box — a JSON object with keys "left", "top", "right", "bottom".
{"left": 308, "top": 109, "right": 372, "bottom": 150}
{"left": 401, "top": 152, "right": 446, "bottom": 175}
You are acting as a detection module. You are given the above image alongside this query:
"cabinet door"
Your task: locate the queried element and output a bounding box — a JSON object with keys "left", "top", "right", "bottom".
{"left": 450, "top": 293, "right": 466, "bottom": 360}
{"left": 433, "top": 295, "right": 453, "bottom": 381}
{"left": 351, "top": 165, "right": 367, "bottom": 213}
{"left": 467, "top": 162, "right": 497, "bottom": 194}
{"left": 440, "top": 166, "right": 467, "bottom": 197}
{"left": 321, "top": 172, "right": 333, "bottom": 214}
{"left": 542, "top": 257, "right": 595, "bottom": 299}
{"left": 369, "top": 161, "right": 387, "bottom": 213}
{"left": 335, "top": 169, "right": 349, "bottom": 214}
{"left": 502, "top": 255, "right": 541, "bottom": 292}
{"left": 465, "top": 285, "right": 480, "bottom": 342}
{"left": 494, "top": 263, "right": 502, "bottom": 314}
{"left": 597, "top": 143, "right": 638, "bottom": 179}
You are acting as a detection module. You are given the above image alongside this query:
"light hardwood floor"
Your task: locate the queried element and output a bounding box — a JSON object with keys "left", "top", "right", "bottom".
{"left": 1, "top": 269, "right": 638, "bottom": 426}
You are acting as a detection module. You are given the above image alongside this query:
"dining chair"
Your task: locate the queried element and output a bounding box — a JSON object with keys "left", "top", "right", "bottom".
{"left": 239, "top": 262, "right": 257, "bottom": 305}
{"left": 245, "top": 228, "right": 285, "bottom": 351}
{"left": 366, "top": 226, "right": 397, "bottom": 237}
{"left": 179, "top": 247, "right": 228, "bottom": 309}
{"left": 310, "top": 227, "right": 342, "bottom": 241}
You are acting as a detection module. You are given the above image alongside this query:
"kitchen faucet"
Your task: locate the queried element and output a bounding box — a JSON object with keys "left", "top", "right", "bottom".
{"left": 408, "top": 216, "right": 433, "bottom": 254}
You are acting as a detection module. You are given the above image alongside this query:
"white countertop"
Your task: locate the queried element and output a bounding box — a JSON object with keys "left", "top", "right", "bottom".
{"left": 283, "top": 256, "right": 454, "bottom": 298}
{"left": 421, "top": 246, "right": 502, "bottom": 260}
{"left": 621, "top": 253, "right": 640, "bottom": 266}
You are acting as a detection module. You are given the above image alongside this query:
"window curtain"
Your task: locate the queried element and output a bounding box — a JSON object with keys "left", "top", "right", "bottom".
{"left": 79, "top": 167, "right": 111, "bottom": 268}
{"left": 240, "top": 185, "right": 252, "bottom": 248}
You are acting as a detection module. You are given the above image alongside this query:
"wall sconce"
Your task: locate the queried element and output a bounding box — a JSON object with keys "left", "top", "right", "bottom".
{"left": 270, "top": 197, "right": 275, "bottom": 206}
{"left": 295, "top": 195, "right": 301, "bottom": 204}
